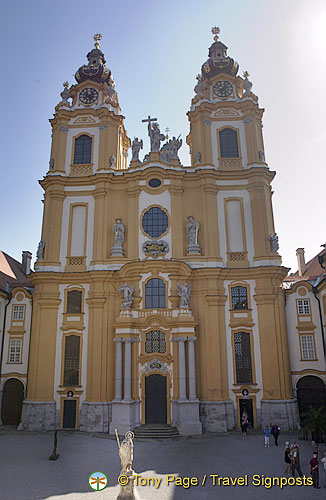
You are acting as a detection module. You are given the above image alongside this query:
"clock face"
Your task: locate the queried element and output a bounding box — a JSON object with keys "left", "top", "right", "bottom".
{"left": 79, "top": 88, "right": 98, "bottom": 105}
{"left": 213, "top": 81, "right": 233, "bottom": 97}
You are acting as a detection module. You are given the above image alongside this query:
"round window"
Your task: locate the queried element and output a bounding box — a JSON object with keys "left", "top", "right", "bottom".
{"left": 142, "top": 206, "right": 168, "bottom": 238}
{"left": 148, "top": 178, "right": 161, "bottom": 188}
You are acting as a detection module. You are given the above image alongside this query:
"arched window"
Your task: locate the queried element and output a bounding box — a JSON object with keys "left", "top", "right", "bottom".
{"left": 145, "top": 330, "right": 166, "bottom": 353}
{"left": 145, "top": 278, "right": 166, "bottom": 309}
{"left": 63, "top": 335, "right": 80, "bottom": 386}
{"left": 73, "top": 135, "right": 92, "bottom": 164}
{"left": 219, "top": 128, "right": 239, "bottom": 158}
{"left": 234, "top": 332, "right": 252, "bottom": 384}
{"left": 67, "top": 290, "right": 82, "bottom": 313}
{"left": 231, "top": 286, "right": 248, "bottom": 310}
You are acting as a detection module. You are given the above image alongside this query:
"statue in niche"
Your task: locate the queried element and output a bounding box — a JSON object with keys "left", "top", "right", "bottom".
{"left": 194, "top": 152, "right": 201, "bottom": 164}
{"left": 268, "top": 233, "right": 279, "bottom": 254}
{"left": 131, "top": 137, "right": 143, "bottom": 161}
{"left": 119, "top": 283, "right": 134, "bottom": 309}
{"left": 111, "top": 219, "right": 125, "bottom": 256}
{"left": 177, "top": 283, "right": 191, "bottom": 308}
{"left": 36, "top": 240, "right": 45, "bottom": 260}
{"left": 186, "top": 216, "right": 201, "bottom": 255}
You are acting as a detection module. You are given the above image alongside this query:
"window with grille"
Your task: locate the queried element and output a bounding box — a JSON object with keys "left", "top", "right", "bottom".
{"left": 297, "top": 299, "right": 310, "bottom": 315}
{"left": 9, "top": 339, "right": 22, "bottom": 363}
{"left": 231, "top": 286, "right": 248, "bottom": 310}
{"left": 13, "top": 304, "right": 25, "bottom": 320}
{"left": 219, "top": 128, "right": 239, "bottom": 158}
{"left": 145, "top": 330, "right": 166, "bottom": 353}
{"left": 142, "top": 206, "right": 169, "bottom": 238}
{"left": 145, "top": 278, "right": 166, "bottom": 309}
{"left": 300, "top": 335, "right": 315, "bottom": 360}
{"left": 67, "top": 290, "right": 82, "bottom": 313}
{"left": 234, "top": 332, "right": 253, "bottom": 384}
{"left": 73, "top": 135, "right": 92, "bottom": 164}
{"left": 63, "top": 335, "right": 80, "bottom": 386}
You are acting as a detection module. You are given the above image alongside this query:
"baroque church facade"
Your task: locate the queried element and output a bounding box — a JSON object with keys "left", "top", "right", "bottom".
{"left": 17, "top": 30, "right": 304, "bottom": 434}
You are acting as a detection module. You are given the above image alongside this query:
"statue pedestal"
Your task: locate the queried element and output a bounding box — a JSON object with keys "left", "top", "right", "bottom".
{"left": 119, "top": 309, "right": 132, "bottom": 318}
{"left": 129, "top": 160, "right": 140, "bottom": 169}
{"left": 187, "top": 244, "right": 201, "bottom": 255}
{"left": 117, "top": 470, "right": 139, "bottom": 500}
{"left": 149, "top": 152, "right": 160, "bottom": 162}
{"left": 111, "top": 246, "right": 124, "bottom": 257}
{"left": 178, "top": 308, "right": 192, "bottom": 317}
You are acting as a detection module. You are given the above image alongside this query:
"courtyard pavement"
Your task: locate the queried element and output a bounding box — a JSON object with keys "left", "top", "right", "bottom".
{"left": 0, "top": 427, "right": 325, "bottom": 500}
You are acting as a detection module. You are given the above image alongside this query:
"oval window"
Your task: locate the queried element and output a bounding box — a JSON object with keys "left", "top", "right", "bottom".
{"left": 148, "top": 178, "right": 161, "bottom": 188}
{"left": 142, "top": 206, "right": 168, "bottom": 238}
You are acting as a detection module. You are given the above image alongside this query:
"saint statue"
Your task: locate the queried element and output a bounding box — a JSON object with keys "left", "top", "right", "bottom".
{"left": 177, "top": 283, "right": 191, "bottom": 308}
{"left": 111, "top": 219, "right": 124, "bottom": 256}
{"left": 118, "top": 283, "right": 134, "bottom": 309}
{"left": 131, "top": 137, "right": 143, "bottom": 161}
{"left": 169, "top": 136, "right": 182, "bottom": 159}
{"left": 36, "top": 240, "right": 45, "bottom": 260}
{"left": 115, "top": 430, "right": 134, "bottom": 474}
{"left": 187, "top": 217, "right": 199, "bottom": 246}
{"left": 148, "top": 122, "right": 165, "bottom": 152}
{"left": 268, "top": 233, "right": 279, "bottom": 253}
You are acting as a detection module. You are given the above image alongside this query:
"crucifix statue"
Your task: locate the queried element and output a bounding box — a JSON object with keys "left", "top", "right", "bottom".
{"left": 142, "top": 115, "right": 165, "bottom": 152}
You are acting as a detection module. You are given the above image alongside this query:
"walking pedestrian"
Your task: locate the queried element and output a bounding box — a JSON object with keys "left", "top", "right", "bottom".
{"left": 241, "top": 416, "right": 249, "bottom": 440}
{"left": 291, "top": 443, "right": 303, "bottom": 477}
{"left": 284, "top": 441, "right": 291, "bottom": 474}
{"left": 263, "top": 425, "right": 270, "bottom": 448}
{"left": 310, "top": 453, "right": 321, "bottom": 489}
{"left": 271, "top": 424, "right": 280, "bottom": 446}
{"left": 321, "top": 450, "right": 326, "bottom": 488}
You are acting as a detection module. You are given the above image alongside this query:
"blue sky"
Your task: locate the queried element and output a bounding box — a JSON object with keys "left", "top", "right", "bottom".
{"left": 1, "top": 0, "right": 325, "bottom": 272}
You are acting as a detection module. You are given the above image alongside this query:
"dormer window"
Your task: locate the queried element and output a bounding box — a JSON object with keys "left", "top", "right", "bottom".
{"left": 73, "top": 135, "right": 92, "bottom": 164}
{"left": 219, "top": 128, "right": 239, "bottom": 158}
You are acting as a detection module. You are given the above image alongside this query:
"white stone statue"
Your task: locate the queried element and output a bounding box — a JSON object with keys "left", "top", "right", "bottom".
{"left": 268, "top": 233, "right": 279, "bottom": 253}
{"left": 113, "top": 219, "right": 124, "bottom": 246}
{"left": 194, "top": 74, "right": 205, "bottom": 96}
{"left": 187, "top": 216, "right": 201, "bottom": 255}
{"left": 148, "top": 122, "right": 165, "bottom": 152}
{"left": 258, "top": 149, "right": 265, "bottom": 162}
{"left": 36, "top": 240, "right": 45, "bottom": 260}
{"left": 169, "top": 136, "right": 182, "bottom": 159}
{"left": 109, "top": 155, "right": 116, "bottom": 168}
{"left": 194, "top": 152, "right": 201, "bottom": 164}
{"left": 177, "top": 283, "right": 191, "bottom": 308}
{"left": 131, "top": 137, "right": 143, "bottom": 161}
{"left": 116, "top": 430, "right": 134, "bottom": 473}
{"left": 119, "top": 283, "right": 134, "bottom": 309}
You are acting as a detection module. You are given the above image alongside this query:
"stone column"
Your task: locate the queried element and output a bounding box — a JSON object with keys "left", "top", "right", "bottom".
{"left": 177, "top": 338, "right": 187, "bottom": 401}
{"left": 188, "top": 337, "right": 197, "bottom": 400}
{"left": 123, "top": 338, "right": 132, "bottom": 401}
{"left": 113, "top": 339, "right": 123, "bottom": 401}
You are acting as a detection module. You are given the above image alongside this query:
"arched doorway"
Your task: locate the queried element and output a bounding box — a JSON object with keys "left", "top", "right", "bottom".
{"left": 296, "top": 376, "right": 326, "bottom": 418}
{"left": 1, "top": 378, "right": 24, "bottom": 425}
{"left": 145, "top": 374, "right": 167, "bottom": 424}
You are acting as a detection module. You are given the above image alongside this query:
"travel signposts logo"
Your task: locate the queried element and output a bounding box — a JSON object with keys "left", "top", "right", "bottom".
{"left": 88, "top": 471, "right": 108, "bottom": 491}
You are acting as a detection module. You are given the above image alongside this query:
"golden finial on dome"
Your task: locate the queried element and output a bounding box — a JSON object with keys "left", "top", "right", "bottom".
{"left": 94, "top": 33, "right": 102, "bottom": 49}
{"left": 211, "top": 26, "right": 220, "bottom": 42}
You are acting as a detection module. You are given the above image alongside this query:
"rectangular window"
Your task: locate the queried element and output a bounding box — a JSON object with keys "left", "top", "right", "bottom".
{"left": 9, "top": 339, "right": 22, "bottom": 363}
{"left": 13, "top": 305, "right": 25, "bottom": 320}
{"left": 300, "top": 335, "right": 315, "bottom": 360}
{"left": 63, "top": 335, "right": 80, "bottom": 386}
{"left": 231, "top": 286, "right": 248, "bottom": 310}
{"left": 234, "top": 332, "right": 253, "bottom": 384}
{"left": 297, "top": 299, "right": 310, "bottom": 315}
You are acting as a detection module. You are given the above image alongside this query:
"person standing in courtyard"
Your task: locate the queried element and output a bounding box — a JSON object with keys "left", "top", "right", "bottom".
{"left": 263, "top": 425, "right": 270, "bottom": 448}
{"left": 271, "top": 424, "right": 280, "bottom": 446}
{"left": 320, "top": 450, "right": 326, "bottom": 488}
{"left": 284, "top": 442, "right": 291, "bottom": 474}
{"left": 241, "top": 415, "right": 249, "bottom": 439}
{"left": 310, "top": 453, "right": 321, "bottom": 489}
{"left": 291, "top": 443, "right": 303, "bottom": 477}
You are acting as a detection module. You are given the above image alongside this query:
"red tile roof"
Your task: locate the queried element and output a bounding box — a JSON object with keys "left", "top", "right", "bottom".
{"left": 284, "top": 248, "right": 326, "bottom": 282}
{"left": 0, "top": 251, "right": 32, "bottom": 291}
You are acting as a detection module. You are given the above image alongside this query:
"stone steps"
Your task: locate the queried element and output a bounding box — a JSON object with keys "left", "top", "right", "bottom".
{"left": 133, "top": 424, "right": 180, "bottom": 439}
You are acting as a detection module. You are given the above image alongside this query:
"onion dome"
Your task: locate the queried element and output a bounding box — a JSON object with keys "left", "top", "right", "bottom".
{"left": 75, "top": 34, "right": 112, "bottom": 85}
{"left": 201, "top": 27, "right": 239, "bottom": 80}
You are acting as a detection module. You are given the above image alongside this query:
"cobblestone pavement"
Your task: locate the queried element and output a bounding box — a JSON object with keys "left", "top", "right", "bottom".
{"left": 0, "top": 427, "right": 325, "bottom": 500}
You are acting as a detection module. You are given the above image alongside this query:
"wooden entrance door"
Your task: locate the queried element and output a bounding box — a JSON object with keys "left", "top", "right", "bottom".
{"left": 1, "top": 378, "right": 24, "bottom": 425}
{"left": 145, "top": 374, "right": 167, "bottom": 424}
{"left": 63, "top": 399, "right": 76, "bottom": 428}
